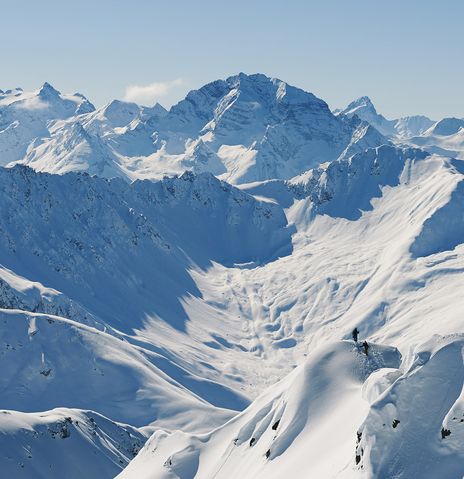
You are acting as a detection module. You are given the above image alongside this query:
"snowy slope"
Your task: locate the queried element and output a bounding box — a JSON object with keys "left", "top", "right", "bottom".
{"left": 135, "top": 145, "right": 463, "bottom": 407}
{"left": 119, "top": 340, "right": 401, "bottom": 479}
{"left": 358, "top": 334, "right": 464, "bottom": 478}
{"left": 1, "top": 145, "right": 463, "bottom": 478}
{"left": 118, "top": 146, "right": 464, "bottom": 478}
{"left": 234, "top": 147, "right": 464, "bottom": 353}
{"left": 0, "top": 308, "right": 236, "bottom": 431}
{"left": 0, "top": 165, "right": 291, "bottom": 333}
{"left": 120, "top": 335, "right": 464, "bottom": 479}
{"left": 0, "top": 165, "right": 291, "bottom": 433}
{"left": 0, "top": 408, "right": 147, "bottom": 479}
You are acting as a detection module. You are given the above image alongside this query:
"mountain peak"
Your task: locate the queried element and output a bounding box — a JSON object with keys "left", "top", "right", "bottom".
{"left": 338, "top": 95, "right": 400, "bottom": 137}
{"left": 150, "top": 102, "right": 168, "bottom": 115}
{"left": 105, "top": 98, "right": 138, "bottom": 111}
{"left": 227, "top": 72, "right": 271, "bottom": 83}
{"left": 39, "top": 82, "right": 61, "bottom": 98}
{"left": 97, "top": 99, "right": 141, "bottom": 127}
{"left": 345, "top": 95, "right": 376, "bottom": 113}
{"left": 224, "top": 72, "right": 318, "bottom": 104}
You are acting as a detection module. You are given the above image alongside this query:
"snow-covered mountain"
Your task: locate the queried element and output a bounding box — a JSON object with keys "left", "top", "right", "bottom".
{"left": 407, "top": 117, "right": 464, "bottom": 159}
{"left": 336, "top": 96, "right": 434, "bottom": 139}
{"left": 0, "top": 83, "right": 94, "bottom": 166}
{"left": 5, "top": 74, "right": 389, "bottom": 183}
{"left": 337, "top": 95, "right": 464, "bottom": 160}
{"left": 148, "top": 74, "right": 388, "bottom": 183}
{"left": 1, "top": 75, "right": 463, "bottom": 478}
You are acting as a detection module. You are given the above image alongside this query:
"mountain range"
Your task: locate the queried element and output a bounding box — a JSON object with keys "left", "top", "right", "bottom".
{"left": 1, "top": 74, "right": 463, "bottom": 478}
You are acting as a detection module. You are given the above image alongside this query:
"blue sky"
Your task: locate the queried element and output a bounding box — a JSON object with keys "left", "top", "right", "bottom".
{"left": 2, "top": 0, "right": 463, "bottom": 119}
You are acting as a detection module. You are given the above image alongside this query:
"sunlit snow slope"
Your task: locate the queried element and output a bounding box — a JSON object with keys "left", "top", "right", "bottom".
{"left": 120, "top": 337, "right": 464, "bottom": 479}
{"left": 119, "top": 146, "right": 464, "bottom": 478}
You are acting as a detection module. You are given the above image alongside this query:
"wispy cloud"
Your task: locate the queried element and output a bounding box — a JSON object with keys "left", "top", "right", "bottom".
{"left": 123, "top": 78, "right": 184, "bottom": 105}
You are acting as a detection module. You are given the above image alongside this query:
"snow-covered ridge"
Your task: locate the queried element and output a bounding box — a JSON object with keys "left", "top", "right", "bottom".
{"left": 120, "top": 335, "right": 464, "bottom": 479}
{"left": 407, "top": 117, "right": 464, "bottom": 159}
{"left": 337, "top": 96, "right": 464, "bottom": 161}
{"left": 337, "top": 96, "right": 435, "bottom": 139}
{"left": 410, "top": 171, "right": 464, "bottom": 257}
{"left": 426, "top": 117, "right": 464, "bottom": 137}
{"left": 3, "top": 74, "right": 390, "bottom": 183}
{"left": 0, "top": 165, "right": 292, "bottom": 332}
{"left": 0, "top": 266, "right": 101, "bottom": 329}
{"left": 288, "top": 145, "right": 429, "bottom": 219}
{"left": 119, "top": 340, "right": 401, "bottom": 478}
{"left": 0, "top": 308, "right": 236, "bottom": 430}
{"left": 241, "top": 145, "right": 429, "bottom": 220}
{"left": 0, "top": 83, "right": 94, "bottom": 166}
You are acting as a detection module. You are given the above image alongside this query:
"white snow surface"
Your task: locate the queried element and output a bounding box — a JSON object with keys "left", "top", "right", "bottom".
{"left": 120, "top": 337, "right": 464, "bottom": 479}
{"left": 0, "top": 75, "right": 463, "bottom": 478}
{"left": 0, "top": 407, "right": 147, "bottom": 479}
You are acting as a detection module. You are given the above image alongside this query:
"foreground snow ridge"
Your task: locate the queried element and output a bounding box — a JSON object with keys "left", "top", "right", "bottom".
{"left": 0, "top": 74, "right": 463, "bottom": 478}
{"left": 120, "top": 337, "right": 464, "bottom": 479}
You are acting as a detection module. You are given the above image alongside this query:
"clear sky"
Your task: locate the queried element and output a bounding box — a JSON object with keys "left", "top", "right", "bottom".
{"left": 2, "top": 0, "right": 463, "bottom": 119}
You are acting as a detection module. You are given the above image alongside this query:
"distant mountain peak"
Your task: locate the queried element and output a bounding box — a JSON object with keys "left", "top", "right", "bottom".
{"left": 149, "top": 102, "right": 168, "bottom": 115}
{"left": 0, "top": 87, "right": 23, "bottom": 96}
{"left": 428, "top": 117, "right": 464, "bottom": 136}
{"left": 99, "top": 99, "right": 141, "bottom": 127}
{"left": 39, "top": 81, "right": 61, "bottom": 98}
{"left": 355, "top": 95, "right": 373, "bottom": 104}
{"left": 345, "top": 95, "right": 377, "bottom": 113}
{"left": 224, "top": 72, "right": 319, "bottom": 105}
{"left": 339, "top": 96, "right": 437, "bottom": 140}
